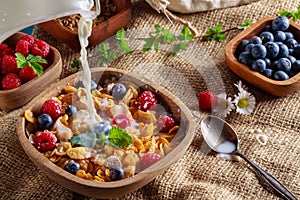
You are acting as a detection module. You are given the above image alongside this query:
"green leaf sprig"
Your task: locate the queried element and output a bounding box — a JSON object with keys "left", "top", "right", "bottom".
{"left": 237, "top": 19, "right": 253, "bottom": 30}
{"left": 203, "top": 24, "right": 227, "bottom": 41}
{"left": 278, "top": 6, "right": 300, "bottom": 22}
{"left": 98, "top": 43, "right": 117, "bottom": 67}
{"left": 69, "top": 127, "right": 132, "bottom": 149}
{"left": 142, "top": 24, "right": 177, "bottom": 52}
{"left": 71, "top": 59, "right": 82, "bottom": 71}
{"left": 116, "top": 27, "right": 132, "bottom": 54}
{"left": 172, "top": 26, "right": 194, "bottom": 55}
{"left": 108, "top": 127, "right": 132, "bottom": 148}
{"left": 15, "top": 53, "right": 47, "bottom": 76}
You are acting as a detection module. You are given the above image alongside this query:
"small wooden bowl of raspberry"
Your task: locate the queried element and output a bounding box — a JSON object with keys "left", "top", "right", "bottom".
{"left": 0, "top": 32, "right": 62, "bottom": 111}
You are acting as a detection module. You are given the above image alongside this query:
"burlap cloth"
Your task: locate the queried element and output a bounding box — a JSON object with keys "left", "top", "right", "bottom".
{"left": 1, "top": 0, "right": 299, "bottom": 199}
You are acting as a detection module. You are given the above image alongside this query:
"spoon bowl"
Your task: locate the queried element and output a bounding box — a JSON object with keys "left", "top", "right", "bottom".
{"left": 200, "top": 115, "right": 298, "bottom": 200}
{"left": 201, "top": 115, "right": 238, "bottom": 154}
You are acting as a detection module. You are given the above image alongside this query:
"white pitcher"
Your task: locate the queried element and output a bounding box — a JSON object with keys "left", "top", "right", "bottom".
{"left": 0, "top": 0, "right": 100, "bottom": 42}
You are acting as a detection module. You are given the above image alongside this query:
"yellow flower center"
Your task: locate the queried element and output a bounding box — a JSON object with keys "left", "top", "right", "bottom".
{"left": 238, "top": 98, "right": 248, "bottom": 108}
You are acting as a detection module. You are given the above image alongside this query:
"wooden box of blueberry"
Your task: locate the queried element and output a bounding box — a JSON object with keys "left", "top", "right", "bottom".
{"left": 225, "top": 16, "right": 300, "bottom": 96}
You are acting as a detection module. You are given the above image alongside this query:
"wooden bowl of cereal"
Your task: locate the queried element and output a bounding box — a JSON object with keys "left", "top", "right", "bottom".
{"left": 16, "top": 68, "right": 196, "bottom": 198}
{"left": 0, "top": 32, "right": 62, "bottom": 111}
{"left": 39, "top": 0, "right": 132, "bottom": 50}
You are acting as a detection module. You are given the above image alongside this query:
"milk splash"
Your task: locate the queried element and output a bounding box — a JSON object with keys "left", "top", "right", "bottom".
{"left": 77, "top": 0, "right": 100, "bottom": 126}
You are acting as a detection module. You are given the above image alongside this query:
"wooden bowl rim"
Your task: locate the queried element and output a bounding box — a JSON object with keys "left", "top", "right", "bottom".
{"left": 225, "top": 16, "right": 300, "bottom": 86}
{"left": 17, "top": 67, "right": 196, "bottom": 189}
{"left": 0, "top": 32, "right": 62, "bottom": 94}
{"left": 50, "top": 0, "right": 131, "bottom": 36}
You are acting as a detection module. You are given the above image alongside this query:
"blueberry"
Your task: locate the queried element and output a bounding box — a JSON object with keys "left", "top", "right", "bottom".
{"left": 75, "top": 79, "right": 97, "bottom": 91}
{"left": 37, "top": 114, "right": 53, "bottom": 130}
{"left": 92, "top": 121, "right": 112, "bottom": 136}
{"left": 65, "top": 105, "right": 77, "bottom": 117}
{"left": 260, "top": 31, "right": 274, "bottom": 44}
{"left": 286, "top": 55, "right": 296, "bottom": 64}
{"left": 238, "top": 52, "right": 253, "bottom": 66}
{"left": 277, "top": 42, "right": 289, "bottom": 57}
{"left": 285, "top": 32, "right": 294, "bottom": 40}
{"left": 286, "top": 39, "right": 298, "bottom": 49}
{"left": 110, "top": 167, "right": 124, "bottom": 181}
{"left": 288, "top": 71, "right": 296, "bottom": 78}
{"left": 272, "top": 16, "right": 290, "bottom": 31}
{"left": 263, "top": 25, "right": 273, "bottom": 32}
{"left": 274, "top": 31, "right": 286, "bottom": 42}
{"left": 251, "top": 44, "right": 267, "bottom": 59}
{"left": 236, "top": 40, "right": 249, "bottom": 56}
{"left": 251, "top": 59, "right": 266, "bottom": 73}
{"left": 293, "top": 60, "right": 300, "bottom": 73}
{"left": 273, "top": 70, "right": 290, "bottom": 80}
{"left": 251, "top": 36, "right": 262, "bottom": 44}
{"left": 289, "top": 48, "right": 294, "bottom": 55}
{"left": 65, "top": 160, "right": 80, "bottom": 175}
{"left": 262, "top": 68, "right": 273, "bottom": 78}
{"left": 270, "top": 60, "right": 279, "bottom": 70}
{"left": 277, "top": 58, "right": 291, "bottom": 72}
{"left": 293, "top": 45, "right": 300, "bottom": 59}
{"left": 111, "top": 83, "right": 127, "bottom": 100}
{"left": 264, "top": 58, "right": 271, "bottom": 67}
{"left": 264, "top": 42, "right": 279, "bottom": 58}
{"left": 245, "top": 43, "right": 255, "bottom": 52}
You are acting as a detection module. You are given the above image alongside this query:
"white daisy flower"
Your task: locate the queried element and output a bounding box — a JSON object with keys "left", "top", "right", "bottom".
{"left": 234, "top": 90, "right": 256, "bottom": 115}
{"left": 234, "top": 80, "right": 248, "bottom": 93}
{"left": 212, "top": 93, "right": 235, "bottom": 118}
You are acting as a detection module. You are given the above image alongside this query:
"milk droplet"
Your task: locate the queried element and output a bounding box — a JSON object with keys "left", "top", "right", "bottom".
{"left": 256, "top": 134, "right": 268, "bottom": 145}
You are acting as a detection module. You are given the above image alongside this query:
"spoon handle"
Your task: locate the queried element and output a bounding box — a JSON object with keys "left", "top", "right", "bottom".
{"left": 235, "top": 151, "right": 298, "bottom": 200}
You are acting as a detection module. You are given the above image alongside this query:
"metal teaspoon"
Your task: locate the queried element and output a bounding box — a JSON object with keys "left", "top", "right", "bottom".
{"left": 200, "top": 115, "right": 298, "bottom": 200}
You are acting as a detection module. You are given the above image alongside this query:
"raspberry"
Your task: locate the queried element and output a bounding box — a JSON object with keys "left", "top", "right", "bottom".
{"left": 140, "top": 153, "right": 162, "bottom": 170}
{"left": 18, "top": 34, "right": 35, "bottom": 46}
{"left": 40, "top": 99, "right": 62, "bottom": 121}
{"left": 1, "top": 55, "right": 18, "bottom": 75}
{"left": 18, "top": 66, "right": 37, "bottom": 83}
{"left": 112, "top": 114, "right": 131, "bottom": 129}
{"left": 15, "top": 40, "right": 30, "bottom": 57}
{"left": 31, "top": 40, "right": 50, "bottom": 58}
{"left": 137, "top": 91, "right": 157, "bottom": 111}
{"left": 1, "top": 73, "right": 21, "bottom": 90}
{"left": 33, "top": 131, "right": 57, "bottom": 152}
{"left": 158, "top": 115, "right": 175, "bottom": 132}
{"left": 0, "top": 43, "right": 14, "bottom": 57}
{"left": 198, "top": 91, "right": 217, "bottom": 111}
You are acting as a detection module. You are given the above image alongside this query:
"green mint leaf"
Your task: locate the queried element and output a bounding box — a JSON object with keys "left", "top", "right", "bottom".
{"left": 116, "top": 28, "right": 132, "bottom": 54}
{"left": 181, "top": 26, "right": 189, "bottom": 36}
{"left": 172, "top": 44, "right": 181, "bottom": 56}
{"left": 27, "top": 54, "right": 47, "bottom": 64}
{"left": 28, "top": 62, "right": 43, "bottom": 76}
{"left": 142, "top": 38, "right": 155, "bottom": 52}
{"left": 278, "top": 10, "right": 292, "bottom": 17}
{"left": 15, "top": 53, "right": 27, "bottom": 69}
{"left": 98, "top": 43, "right": 117, "bottom": 67}
{"left": 237, "top": 19, "right": 252, "bottom": 30}
{"left": 215, "top": 24, "right": 223, "bottom": 32}
{"left": 216, "top": 33, "right": 227, "bottom": 41}
{"left": 15, "top": 53, "right": 46, "bottom": 75}
{"left": 69, "top": 131, "right": 97, "bottom": 148}
{"left": 205, "top": 28, "right": 215, "bottom": 35}
{"left": 108, "top": 127, "right": 132, "bottom": 148}
{"left": 71, "top": 59, "right": 81, "bottom": 71}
